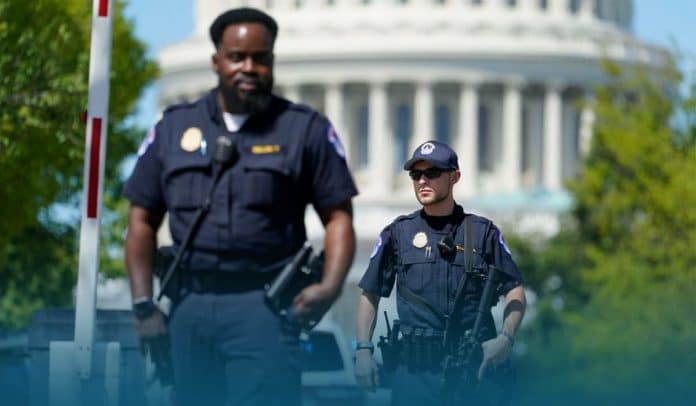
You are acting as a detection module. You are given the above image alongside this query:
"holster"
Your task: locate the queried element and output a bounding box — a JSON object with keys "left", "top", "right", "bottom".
{"left": 265, "top": 243, "right": 323, "bottom": 317}
{"left": 402, "top": 328, "right": 447, "bottom": 371}
{"left": 378, "top": 319, "right": 401, "bottom": 374}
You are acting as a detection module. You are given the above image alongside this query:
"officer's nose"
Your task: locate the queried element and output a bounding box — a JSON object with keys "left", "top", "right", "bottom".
{"left": 241, "top": 55, "right": 256, "bottom": 72}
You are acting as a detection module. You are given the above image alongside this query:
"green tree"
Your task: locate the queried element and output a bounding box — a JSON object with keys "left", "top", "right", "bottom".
{"left": 519, "top": 60, "right": 696, "bottom": 404}
{"left": 0, "top": 0, "right": 158, "bottom": 328}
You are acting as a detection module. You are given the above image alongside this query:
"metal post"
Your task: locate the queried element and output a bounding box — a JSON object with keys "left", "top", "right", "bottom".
{"left": 49, "top": 1, "right": 115, "bottom": 404}
{"left": 73, "top": 0, "right": 113, "bottom": 380}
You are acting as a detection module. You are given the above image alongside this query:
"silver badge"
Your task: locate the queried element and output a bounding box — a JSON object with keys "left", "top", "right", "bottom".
{"left": 412, "top": 232, "right": 428, "bottom": 248}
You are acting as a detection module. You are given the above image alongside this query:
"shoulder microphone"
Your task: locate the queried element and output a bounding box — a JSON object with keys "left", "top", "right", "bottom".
{"left": 214, "top": 135, "right": 238, "bottom": 166}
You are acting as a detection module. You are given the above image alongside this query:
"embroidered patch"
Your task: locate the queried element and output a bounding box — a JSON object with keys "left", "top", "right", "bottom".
{"left": 327, "top": 125, "right": 346, "bottom": 159}
{"left": 251, "top": 144, "right": 281, "bottom": 154}
{"left": 420, "top": 142, "right": 434, "bottom": 155}
{"left": 370, "top": 235, "right": 383, "bottom": 259}
{"left": 499, "top": 232, "right": 512, "bottom": 255}
{"left": 137, "top": 126, "right": 156, "bottom": 157}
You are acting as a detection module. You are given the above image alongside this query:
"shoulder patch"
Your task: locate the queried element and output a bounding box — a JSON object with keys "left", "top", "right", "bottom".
{"left": 162, "top": 100, "right": 197, "bottom": 115}
{"left": 370, "top": 235, "right": 383, "bottom": 259}
{"left": 326, "top": 125, "right": 346, "bottom": 159}
{"left": 137, "top": 126, "right": 156, "bottom": 157}
{"left": 499, "top": 231, "right": 512, "bottom": 255}
{"left": 393, "top": 210, "right": 420, "bottom": 224}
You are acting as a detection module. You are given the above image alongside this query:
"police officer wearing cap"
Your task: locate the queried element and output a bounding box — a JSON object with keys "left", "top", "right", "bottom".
{"left": 123, "top": 7, "right": 358, "bottom": 405}
{"left": 354, "top": 140, "right": 526, "bottom": 405}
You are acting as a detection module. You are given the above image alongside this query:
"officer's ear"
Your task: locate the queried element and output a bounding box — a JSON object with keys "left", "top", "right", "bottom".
{"left": 211, "top": 52, "right": 220, "bottom": 74}
{"left": 450, "top": 170, "right": 461, "bottom": 185}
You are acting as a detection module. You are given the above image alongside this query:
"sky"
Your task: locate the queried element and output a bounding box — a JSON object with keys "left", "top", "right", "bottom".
{"left": 122, "top": 0, "right": 696, "bottom": 129}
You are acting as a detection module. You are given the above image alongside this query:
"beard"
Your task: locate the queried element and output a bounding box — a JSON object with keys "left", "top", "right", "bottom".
{"left": 219, "top": 75, "right": 274, "bottom": 114}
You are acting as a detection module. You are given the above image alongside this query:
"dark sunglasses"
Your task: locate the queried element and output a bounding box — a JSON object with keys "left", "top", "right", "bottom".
{"left": 408, "top": 167, "right": 451, "bottom": 181}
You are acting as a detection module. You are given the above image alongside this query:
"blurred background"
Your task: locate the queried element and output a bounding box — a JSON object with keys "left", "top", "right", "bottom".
{"left": 1, "top": 0, "right": 695, "bottom": 405}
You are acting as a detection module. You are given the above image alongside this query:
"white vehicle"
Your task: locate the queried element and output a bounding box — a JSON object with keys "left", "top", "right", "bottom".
{"left": 300, "top": 319, "right": 364, "bottom": 406}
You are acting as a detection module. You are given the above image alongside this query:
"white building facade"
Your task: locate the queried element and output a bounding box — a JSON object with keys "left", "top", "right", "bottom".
{"left": 158, "top": 0, "right": 665, "bottom": 240}
{"left": 153, "top": 0, "right": 666, "bottom": 333}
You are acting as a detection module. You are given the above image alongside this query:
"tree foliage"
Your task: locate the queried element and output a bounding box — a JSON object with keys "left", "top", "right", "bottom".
{"left": 517, "top": 60, "right": 696, "bottom": 404}
{"left": 0, "top": 0, "right": 158, "bottom": 328}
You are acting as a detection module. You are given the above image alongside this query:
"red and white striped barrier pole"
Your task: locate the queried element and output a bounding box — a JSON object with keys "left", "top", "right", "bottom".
{"left": 49, "top": 3, "right": 121, "bottom": 404}
{"left": 74, "top": 0, "right": 113, "bottom": 379}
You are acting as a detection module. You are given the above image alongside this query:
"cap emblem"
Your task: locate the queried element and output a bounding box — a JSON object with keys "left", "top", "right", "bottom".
{"left": 420, "top": 142, "right": 434, "bottom": 155}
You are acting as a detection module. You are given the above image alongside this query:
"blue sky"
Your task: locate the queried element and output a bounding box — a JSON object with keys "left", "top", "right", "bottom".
{"left": 123, "top": 0, "right": 696, "bottom": 129}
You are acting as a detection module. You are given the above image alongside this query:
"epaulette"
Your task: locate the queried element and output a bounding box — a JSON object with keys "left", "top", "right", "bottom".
{"left": 392, "top": 209, "right": 420, "bottom": 224}
{"left": 162, "top": 100, "right": 198, "bottom": 115}
{"left": 463, "top": 212, "right": 493, "bottom": 226}
{"left": 286, "top": 100, "right": 316, "bottom": 115}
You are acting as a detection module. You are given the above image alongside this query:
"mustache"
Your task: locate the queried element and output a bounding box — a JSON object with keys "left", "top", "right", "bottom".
{"left": 233, "top": 75, "right": 263, "bottom": 88}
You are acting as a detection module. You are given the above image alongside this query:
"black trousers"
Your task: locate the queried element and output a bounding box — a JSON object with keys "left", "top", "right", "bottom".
{"left": 390, "top": 362, "right": 513, "bottom": 406}
{"left": 168, "top": 289, "right": 301, "bottom": 406}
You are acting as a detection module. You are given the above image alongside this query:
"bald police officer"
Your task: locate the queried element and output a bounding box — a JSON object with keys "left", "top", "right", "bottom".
{"left": 354, "top": 140, "right": 526, "bottom": 405}
{"left": 124, "top": 8, "right": 357, "bottom": 406}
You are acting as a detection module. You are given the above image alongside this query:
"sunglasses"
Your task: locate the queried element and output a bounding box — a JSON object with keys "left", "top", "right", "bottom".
{"left": 408, "top": 167, "right": 451, "bottom": 181}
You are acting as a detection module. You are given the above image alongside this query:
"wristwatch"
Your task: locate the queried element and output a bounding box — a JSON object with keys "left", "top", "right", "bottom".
{"left": 355, "top": 341, "right": 374, "bottom": 354}
{"left": 132, "top": 297, "right": 157, "bottom": 320}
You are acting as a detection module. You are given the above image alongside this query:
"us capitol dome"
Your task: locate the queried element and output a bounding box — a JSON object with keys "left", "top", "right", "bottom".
{"left": 156, "top": 0, "right": 666, "bottom": 255}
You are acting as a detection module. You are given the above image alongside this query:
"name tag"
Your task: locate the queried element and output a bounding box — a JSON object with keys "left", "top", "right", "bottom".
{"left": 251, "top": 144, "right": 281, "bottom": 154}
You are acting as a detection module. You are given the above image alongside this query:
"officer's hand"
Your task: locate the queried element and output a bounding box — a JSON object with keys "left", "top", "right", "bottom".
{"left": 133, "top": 308, "right": 167, "bottom": 341}
{"left": 478, "top": 335, "right": 512, "bottom": 380}
{"left": 292, "top": 283, "right": 337, "bottom": 327}
{"left": 354, "top": 350, "right": 379, "bottom": 392}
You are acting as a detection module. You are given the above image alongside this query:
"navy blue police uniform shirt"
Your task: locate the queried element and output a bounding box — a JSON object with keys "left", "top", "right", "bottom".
{"left": 124, "top": 89, "right": 358, "bottom": 273}
{"left": 359, "top": 205, "right": 523, "bottom": 340}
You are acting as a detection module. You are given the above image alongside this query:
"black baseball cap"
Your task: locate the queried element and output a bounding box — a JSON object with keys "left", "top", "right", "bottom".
{"left": 403, "top": 140, "right": 459, "bottom": 171}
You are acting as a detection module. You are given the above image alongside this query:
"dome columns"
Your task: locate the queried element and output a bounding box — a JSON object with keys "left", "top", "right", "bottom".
{"left": 278, "top": 77, "right": 581, "bottom": 199}
{"left": 367, "top": 80, "right": 394, "bottom": 195}
{"left": 325, "top": 82, "right": 351, "bottom": 161}
{"left": 579, "top": 90, "right": 595, "bottom": 157}
{"left": 543, "top": 82, "right": 564, "bottom": 192}
{"left": 457, "top": 81, "right": 480, "bottom": 199}
{"left": 502, "top": 80, "right": 524, "bottom": 192}
{"left": 411, "top": 80, "right": 435, "bottom": 155}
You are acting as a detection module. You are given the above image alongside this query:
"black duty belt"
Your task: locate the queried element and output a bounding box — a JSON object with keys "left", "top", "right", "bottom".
{"left": 399, "top": 327, "right": 448, "bottom": 371}
{"left": 183, "top": 271, "right": 276, "bottom": 294}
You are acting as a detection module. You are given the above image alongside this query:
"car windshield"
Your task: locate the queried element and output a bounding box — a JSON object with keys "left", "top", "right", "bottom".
{"left": 299, "top": 331, "right": 344, "bottom": 372}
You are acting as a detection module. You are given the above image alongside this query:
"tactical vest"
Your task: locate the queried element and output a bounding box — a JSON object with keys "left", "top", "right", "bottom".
{"left": 391, "top": 210, "right": 498, "bottom": 341}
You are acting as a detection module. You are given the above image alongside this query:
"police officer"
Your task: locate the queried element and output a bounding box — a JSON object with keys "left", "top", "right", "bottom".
{"left": 354, "top": 140, "right": 526, "bottom": 405}
{"left": 123, "top": 8, "right": 358, "bottom": 406}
